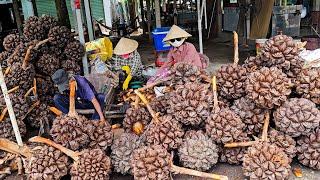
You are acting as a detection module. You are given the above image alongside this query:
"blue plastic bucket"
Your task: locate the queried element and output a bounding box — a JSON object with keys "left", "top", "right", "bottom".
{"left": 152, "top": 27, "right": 172, "bottom": 52}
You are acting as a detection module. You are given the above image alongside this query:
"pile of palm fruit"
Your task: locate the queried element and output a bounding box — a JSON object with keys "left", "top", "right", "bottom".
{"left": 0, "top": 14, "right": 319, "bottom": 179}
{"left": 0, "top": 15, "right": 84, "bottom": 139}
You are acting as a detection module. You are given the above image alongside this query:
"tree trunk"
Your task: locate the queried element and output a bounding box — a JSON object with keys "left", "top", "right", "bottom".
{"left": 12, "top": 0, "right": 23, "bottom": 35}
{"left": 55, "top": 0, "right": 71, "bottom": 29}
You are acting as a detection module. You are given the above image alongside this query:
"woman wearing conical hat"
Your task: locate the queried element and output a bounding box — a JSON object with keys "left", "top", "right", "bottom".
{"left": 162, "top": 25, "right": 203, "bottom": 69}
{"left": 111, "top": 38, "right": 143, "bottom": 77}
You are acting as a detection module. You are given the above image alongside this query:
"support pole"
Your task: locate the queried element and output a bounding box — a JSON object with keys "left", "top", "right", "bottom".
{"left": 155, "top": 0, "right": 161, "bottom": 27}
{"left": 146, "top": 0, "right": 152, "bottom": 40}
{"left": 12, "top": 0, "right": 23, "bottom": 36}
{"left": 55, "top": 0, "right": 71, "bottom": 29}
{"left": 0, "top": 66, "right": 23, "bottom": 146}
{"left": 103, "top": 0, "right": 112, "bottom": 28}
{"left": 75, "top": 0, "right": 89, "bottom": 75}
{"left": 83, "top": 0, "right": 94, "bottom": 41}
{"left": 197, "top": 0, "right": 203, "bottom": 53}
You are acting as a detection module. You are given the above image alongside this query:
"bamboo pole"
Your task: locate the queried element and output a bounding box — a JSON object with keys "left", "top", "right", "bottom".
{"left": 233, "top": 31, "right": 239, "bottom": 65}
{"left": 0, "top": 65, "right": 23, "bottom": 146}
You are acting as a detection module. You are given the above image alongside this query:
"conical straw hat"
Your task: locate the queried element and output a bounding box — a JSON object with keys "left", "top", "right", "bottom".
{"left": 114, "top": 38, "right": 139, "bottom": 55}
{"left": 163, "top": 25, "right": 192, "bottom": 42}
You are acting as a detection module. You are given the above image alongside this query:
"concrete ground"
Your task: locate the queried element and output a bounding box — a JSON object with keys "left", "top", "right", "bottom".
{"left": 123, "top": 33, "right": 320, "bottom": 180}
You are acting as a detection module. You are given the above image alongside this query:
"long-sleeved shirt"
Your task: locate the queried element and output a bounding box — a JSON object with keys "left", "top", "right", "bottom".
{"left": 167, "top": 42, "right": 202, "bottom": 68}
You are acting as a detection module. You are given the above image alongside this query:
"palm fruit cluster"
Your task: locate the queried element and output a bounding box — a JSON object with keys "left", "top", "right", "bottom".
{"left": 216, "top": 64, "right": 247, "bottom": 100}
{"left": 23, "top": 16, "right": 45, "bottom": 41}
{"left": 268, "top": 129, "right": 297, "bottom": 162}
{"left": 260, "top": 34, "right": 303, "bottom": 77}
{"left": 48, "top": 26, "right": 72, "bottom": 48}
{"left": 2, "top": 33, "right": 22, "bottom": 52}
{"left": 295, "top": 68, "right": 320, "bottom": 104}
{"left": 5, "top": 61, "right": 36, "bottom": 91}
{"left": 111, "top": 133, "right": 142, "bottom": 175}
{"left": 70, "top": 148, "right": 112, "bottom": 179}
{"left": 35, "top": 77, "right": 55, "bottom": 104}
{"left": 220, "top": 133, "right": 250, "bottom": 165}
{"left": 243, "top": 141, "right": 291, "bottom": 180}
{"left": 123, "top": 106, "right": 151, "bottom": 134}
{"left": 245, "top": 67, "right": 292, "bottom": 109}
{"left": 64, "top": 40, "right": 85, "bottom": 61}
{"left": 35, "top": 53, "right": 61, "bottom": 76}
{"left": 0, "top": 91, "right": 29, "bottom": 120}
{"left": 171, "top": 62, "right": 208, "bottom": 85}
{"left": 39, "top": 15, "right": 59, "bottom": 34}
{"left": 0, "top": 118, "right": 26, "bottom": 140}
{"left": 243, "top": 56, "right": 264, "bottom": 73}
{"left": 0, "top": 51, "right": 10, "bottom": 68}
{"left": 50, "top": 115, "right": 90, "bottom": 151}
{"left": 167, "top": 82, "right": 212, "bottom": 126}
{"left": 178, "top": 130, "right": 219, "bottom": 171}
{"left": 131, "top": 145, "right": 171, "bottom": 180}
{"left": 26, "top": 103, "right": 53, "bottom": 128}
{"left": 273, "top": 98, "right": 320, "bottom": 137}
{"left": 296, "top": 128, "right": 320, "bottom": 170}
{"left": 87, "top": 120, "right": 113, "bottom": 151}
{"left": 150, "top": 95, "right": 170, "bottom": 116}
{"left": 61, "top": 59, "right": 81, "bottom": 74}
{"left": 205, "top": 107, "right": 245, "bottom": 144}
{"left": 25, "top": 145, "right": 69, "bottom": 179}
{"left": 231, "top": 97, "right": 268, "bottom": 135}
{"left": 145, "top": 115, "right": 185, "bottom": 150}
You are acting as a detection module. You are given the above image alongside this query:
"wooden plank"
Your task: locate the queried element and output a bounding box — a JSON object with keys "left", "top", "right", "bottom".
{"left": 250, "top": 0, "right": 274, "bottom": 39}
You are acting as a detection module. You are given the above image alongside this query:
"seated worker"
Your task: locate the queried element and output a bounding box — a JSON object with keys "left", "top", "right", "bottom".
{"left": 162, "top": 25, "right": 205, "bottom": 69}
{"left": 52, "top": 69, "right": 105, "bottom": 121}
{"left": 111, "top": 37, "right": 143, "bottom": 77}
{"left": 148, "top": 25, "right": 206, "bottom": 84}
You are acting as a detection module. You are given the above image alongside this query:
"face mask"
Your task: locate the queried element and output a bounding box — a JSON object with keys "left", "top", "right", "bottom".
{"left": 120, "top": 53, "right": 131, "bottom": 59}
{"left": 169, "top": 38, "right": 186, "bottom": 47}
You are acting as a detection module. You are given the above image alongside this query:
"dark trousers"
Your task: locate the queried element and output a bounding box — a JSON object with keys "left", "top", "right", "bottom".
{"left": 54, "top": 94, "right": 105, "bottom": 120}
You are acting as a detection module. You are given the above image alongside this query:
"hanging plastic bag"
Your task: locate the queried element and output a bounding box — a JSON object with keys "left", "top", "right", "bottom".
{"left": 86, "top": 37, "right": 113, "bottom": 61}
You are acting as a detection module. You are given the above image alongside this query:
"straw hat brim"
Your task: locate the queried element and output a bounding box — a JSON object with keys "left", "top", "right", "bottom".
{"left": 163, "top": 25, "right": 192, "bottom": 42}
{"left": 114, "top": 38, "right": 139, "bottom": 55}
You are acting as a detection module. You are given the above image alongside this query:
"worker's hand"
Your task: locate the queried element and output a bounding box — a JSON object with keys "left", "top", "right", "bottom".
{"left": 100, "top": 115, "right": 106, "bottom": 122}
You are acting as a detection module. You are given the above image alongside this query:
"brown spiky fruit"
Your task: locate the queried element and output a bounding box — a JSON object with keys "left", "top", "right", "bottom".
{"left": 27, "top": 103, "right": 53, "bottom": 128}
{"left": 35, "top": 53, "right": 61, "bottom": 76}
{"left": 50, "top": 115, "right": 90, "bottom": 151}
{"left": 8, "top": 40, "right": 38, "bottom": 65}
{"left": 23, "top": 16, "right": 45, "bottom": 41}
{"left": 61, "top": 59, "right": 81, "bottom": 75}
{"left": 5, "top": 61, "right": 36, "bottom": 91}
{"left": 39, "top": 15, "right": 59, "bottom": 34}
{"left": 123, "top": 106, "right": 151, "bottom": 134}
{"left": 48, "top": 26, "right": 72, "bottom": 48}
{"left": 243, "top": 141, "right": 291, "bottom": 180}
{"left": 245, "top": 67, "right": 292, "bottom": 109}
{"left": 0, "top": 118, "right": 26, "bottom": 140}
{"left": 3, "top": 33, "right": 22, "bottom": 52}
{"left": 268, "top": 129, "right": 297, "bottom": 162}
{"left": 0, "top": 91, "right": 29, "bottom": 120}
{"left": 242, "top": 56, "right": 264, "bottom": 73}
{"left": 261, "top": 34, "right": 298, "bottom": 72}
{"left": 111, "top": 133, "right": 141, "bottom": 175}
{"left": 171, "top": 63, "right": 209, "bottom": 85}
{"left": 168, "top": 82, "right": 212, "bottom": 126}
{"left": 178, "top": 130, "right": 218, "bottom": 171}
{"left": 216, "top": 64, "right": 247, "bottom": 100}
{"left": 145, "top": 115, "right": 184, "bottom": 150}
{"left": 220, "top": 133, "right": 250, "bottom": 165}
{"left": 87, "top": 120, "right": 113, "bottom": 151}
{"left": 274, "top": 98, "right": 320, "bottom": 137}
{"left": 231, "top": 97, "right": 268, "bottom": 135}
{"left": 70, "top": 148, "right": 111, "bottom": 179}
{"left": 150, "top": 95, "right": 169, "bottom": 116}
{"left": 295, "top": 68, "right": 320, "bottom": 104}
{"left": 0, "top": 51, "right": 10, "bottom": 68}
{"left": 286, "top": 56, "right": 304, "bottom": 78}
{"left": 131, "top": 145, "right": 171, "bottom": 180}
{"left": 25, "top": 145, "right": 69, "bottom": 180}
{"left": 64, "top": 40, "right": 85, "bottom": 61}
{"left": 297, "top": 128, "right": 320, "bottom": 170}
{"left": 205, "top": 107, "right": 245, "bottom": 144}
{"left": 36, "top": 77, "right": 55, "bottom": 104}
